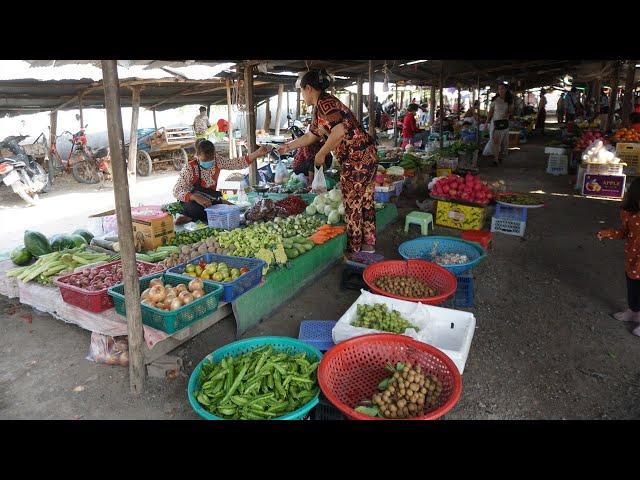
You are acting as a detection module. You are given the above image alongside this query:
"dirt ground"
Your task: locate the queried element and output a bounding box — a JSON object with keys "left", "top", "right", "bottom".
{"left": 2, "top": 131, "right": 640, "bottom": 420}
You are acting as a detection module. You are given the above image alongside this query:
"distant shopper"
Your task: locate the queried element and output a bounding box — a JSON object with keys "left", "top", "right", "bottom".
{"left": 193, "top": 106, "right": 210, "bottom": 138}
{"left": 599, "top": 88, "right": 610, "bottom": 129}
{"left": 535, "top": 88, "right": 547, "bottom": 134}
{"left": 564, "top": 87, "right": 581, "bottom": 123}
{"left": 482, "top": 84, "right": 514, "bottom": 166}
{"left": 418, "top": 103, "right": 430, "bottom": 126}
{"left": 556, "top": 93, "right": 565, "bottom": 123}
{"left": 598, "top": 177, "right": 640, "bottom": 337}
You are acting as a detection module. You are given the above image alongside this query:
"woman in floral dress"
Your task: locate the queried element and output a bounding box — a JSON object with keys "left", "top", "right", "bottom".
{"left": 278, "top": 69, "right": 379, "bottom": 259}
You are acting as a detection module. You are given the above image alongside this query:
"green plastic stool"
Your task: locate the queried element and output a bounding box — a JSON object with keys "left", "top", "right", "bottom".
{"left": 404, "top": 211, "right": 434, "bottom": 235}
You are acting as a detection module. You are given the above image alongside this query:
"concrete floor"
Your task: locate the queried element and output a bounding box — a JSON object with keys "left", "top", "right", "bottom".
{"left": 1, "top": 133, "right": 640, "bottom": 420}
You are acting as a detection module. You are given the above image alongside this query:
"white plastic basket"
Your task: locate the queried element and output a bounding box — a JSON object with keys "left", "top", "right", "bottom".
{"left": 332, "top": 289, "right": 476, "bottom": 374}
{"left": 546, "top": 154, "right": 568, "bottom": 175}
{"left": 205, "top": 204, "right": 240, "bottom": 230}
{"left": 491, "top": 216, "right": 526, "bottom": 237}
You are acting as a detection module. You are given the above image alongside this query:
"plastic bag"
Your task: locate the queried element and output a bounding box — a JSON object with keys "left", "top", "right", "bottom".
{"left": 274, "top": 159, "right": 288, "bottom": 185}
{"left": 236, "top": 187, "right": 250, "bottom": 207}
{"left": 86, "top": 332, "right": 129, "bottom": 367}
{"left": 311, "top": 166, "right": 327, "bottom": 193}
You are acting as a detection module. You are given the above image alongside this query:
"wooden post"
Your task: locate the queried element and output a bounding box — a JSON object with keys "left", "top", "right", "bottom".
{"left": 457, "top": 85, "right": 461, "bottom": 115}
{"left": 79, "top": 96, "right": 84, "bottom": 128}
{"left": 100, "top": 60, "right": 145, "bottom": 395}
{"left": 429, "top": 85, "right": 436, "bottom": 124}
{"left": 593, "top": 77, "right": 601, "bottom": 117}
{"left": 48, "top": 111, "right": 57, "bottom": 185}
{"left": 226, "top": 78, "right": 235, "bottom": 159}
{"left": 127, "top": 86, "right": 140, "bottom": 179}
{"left": 152, "top": 108, "right": 157, "bottom": 130}
{"left": 606, "top": 61, "right": 621, "bottom": 132}
{"left": 400, "top": 90, "right": 405, "bottom": 110}
{"left": 206, "top": 104, "right": 211, "bottom": 118}
{"left": 368, "top": 61, "right": 375, "bottom": 139}
{"left": 394, "top": 83, "right": 399, "bottom": 147}
{"left": 296, "top": 89, "right": 301, "bottom": 118}
{"left": 439, "top": 63, "right": 444, "bottom": 148}
{"left": 244, "top": 64, "right": 258, "bottom": 185}
{"left": 286, "top": 87, "right": 290, "bottom": 127}
{"left": 622, "top": 60, "right": 636, "bottom": 127}
{"left": 476, "top": 74, "right": 481, "bottom": 149}
{"left": 356, "top": 75, "right": 363, "bottom": 123}
{"left": 263, "top": 96, "right": 271, "bottom": 133}
{"left": 275, "top": 84, "right": 284, "bottom": 136}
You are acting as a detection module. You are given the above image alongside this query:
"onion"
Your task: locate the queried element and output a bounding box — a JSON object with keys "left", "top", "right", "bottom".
{"left": 148, "top": 284, "right": 166, "bottom": 303}
{"left": 178, "top": 291, "right": 194, "bottom": 304}
{"left": 191, "top": 289, "right": 204, "bottom": 299}
{"left": 188, "top": 278, "right": 204, "bottom": 293}
{"left": 141, "top": 288, "right": 151, "bottom": 300}
{"left": 175, "top": 284, "right": 188, "bottom": 294}
{"left": 141, "top": 298, "right": 154, "bottom": 307}
{"left": 170, "top": 298, "right": 183, "bottom": 311}
{"left": 149, "top": 278, "right": 164, "bottom": 288}
{"left": 165, "top": 286, "right": 176, "bottom": 298}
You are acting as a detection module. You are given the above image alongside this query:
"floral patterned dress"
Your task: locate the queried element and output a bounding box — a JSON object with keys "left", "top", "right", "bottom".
{"left": 310, "top": 93, "right": 379, "bottom": 253}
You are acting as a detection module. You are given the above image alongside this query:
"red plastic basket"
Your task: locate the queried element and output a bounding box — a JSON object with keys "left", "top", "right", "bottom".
{"left": 362, "top": 259, "right": 457, "bottom": 305}
{"left": 318, "top": 333, "right": 462, "bottom": 420}
{"left": 54, "top": 260, "right": 164, "bottom": 313}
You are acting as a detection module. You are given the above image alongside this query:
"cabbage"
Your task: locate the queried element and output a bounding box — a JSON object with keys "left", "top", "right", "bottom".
{"left": 306, "top": 205, "right": 317, "bottom": 215}
{"left": 313, "top": 196, "right": 325, "bottom": 210}
{"left": 324, "top": 205, "right": 334, "bottom": 216}
{"left": 338, "top": 204, "right": 345, "bottom": 216}
{"left": 327, "top": 211, "right": 341, "bottom": 224}
{"left": 387, "top": 166, "right": 405, "bottom": 176}
{"left": 328, "top": 188, "right": 342, "bottom": 203}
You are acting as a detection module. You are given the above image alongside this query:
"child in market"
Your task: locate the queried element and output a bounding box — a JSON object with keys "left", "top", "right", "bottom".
{"left": 597, "top": 177, "right": 640, "bottom": 336}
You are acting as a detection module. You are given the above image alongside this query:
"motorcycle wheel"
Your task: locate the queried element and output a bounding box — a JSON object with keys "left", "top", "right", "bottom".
{"left": 172, "top": 148, "right": 188, "bottom": 170}
{"left": 72, "top": 158, "right": 101, "bottom": 184}
{"left": 33, "top": 161, "right": 51, "bottom": 193}
{"left": 11, "top": 180, "right": 39, "bottom": 206}
{"left": 137, "top": 150, "right": 153, "bottom": 176}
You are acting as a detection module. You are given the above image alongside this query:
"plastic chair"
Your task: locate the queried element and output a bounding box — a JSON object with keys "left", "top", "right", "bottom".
{"left": 404, "top": 211, "right": 434, "bottom": 235}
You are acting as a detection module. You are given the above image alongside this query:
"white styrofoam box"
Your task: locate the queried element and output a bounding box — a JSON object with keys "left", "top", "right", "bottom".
{"left": 333, "top": 290, "right": 476, "bottom": 374}
{"left": 546, "top": 154, "right": 568, "bottom": 175}
{"left": 545, "top": 146, "right": 569, "bottom": 155}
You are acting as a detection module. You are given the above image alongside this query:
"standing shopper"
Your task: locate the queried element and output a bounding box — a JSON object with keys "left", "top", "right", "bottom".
{"left": 173, "top": 140, "right": 269, "bottom": 224}
{"left": 482, "top": 84, "right": 514, "bottom": 166}
{"left": 535, "top": 88, "right": 547, "bottom": 135}
{"left": 597, "top": 177, "right": 640, "bottom": 336}
{"left": 556, "top": 93, "right": 565, "bottom": 124}
{"left": 564, "top": 87, "right": 581, "bottom": 123}
{"left": 598, "top": 88, "right": 610, "bottom": 130}
{"left": 278, "top": 69, "right": 379, "bottom": 259}
{"left": 193, "top": 106, "right": 211, "bottom": 139}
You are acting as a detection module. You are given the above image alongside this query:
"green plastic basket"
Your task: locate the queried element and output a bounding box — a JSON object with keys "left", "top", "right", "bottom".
{"left": 188, "top": 336, "right": 322, "bottom": 420}
{"left": 108, "top": 272, "right": 223, "bottom": 334}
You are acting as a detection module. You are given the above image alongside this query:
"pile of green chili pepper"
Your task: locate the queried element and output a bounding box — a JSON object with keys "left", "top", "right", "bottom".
{"left": 194, "top": 345, "right": 320, "bottom": 420}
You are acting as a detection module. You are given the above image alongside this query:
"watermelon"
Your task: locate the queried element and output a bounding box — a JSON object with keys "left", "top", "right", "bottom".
{"left": 69, "top": 234, "right": 88, "bottom": 248}
{"left": 72, "top": 229, "right": 94, "bottom": 244}
{"left": 50, "top": 234, "right": 76, "bottom": 252}
{"left": 10, "top": 245, "right": 33, "bottom": 266}
{"left": 24, "top": 230, "right": 52, "bottom": 257}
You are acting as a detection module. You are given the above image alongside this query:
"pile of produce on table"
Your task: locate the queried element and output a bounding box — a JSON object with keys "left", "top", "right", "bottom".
{"left": 254, "top": 214, "right": 324, "bottom": 239}
{"left": 194, "top": 344, "right": 319, "bottom": 420}
{"left": 611, "top": 127, "right": 640, "bottom": 143}
{"left": 353, "top": 303, "right": 419, "bottom": 334}
{"left": 57, "top": 261, "right": 163, "bottom": 291}
{"left": 306, "top": 188, "right": 345, "bottom": 225}
{"left": 308, "top": 225, "right": 346, "bottom": 245}
{"left": 141, "top": 277, "right": 206, "bottom": 312}
{"left": 355, "top": 362, "right": 443, "bottom": 419}
{"left": 275, "top": 195, "right": 307, "bottom": 216}
{"left": 581, "top": 139, "right": 621, "bottom": 164}
{"left": 167, "top": 228, "right": 220, "bottom": 247}
{"left": 162, "top": 201, "right": 183, "bottom": 216}
{"left": 496, "top": 193, "right": 544, "bottom": 206}
{"left": 433, "top": 253, "right": 469, "bottom": 266}
{"left": 183, "top": 260, "right": 250, "bottom": 283}
{"left": 429, "top": 173, "right": 493, "bottom": 205}
{"left": 374, "top": 275, "right": 437, "bottom": 299}
{"left": 7, "top": 248, "right": 110, "bottom": 285}
{"left": 245, "top": 198, "right": 289, "bottom": 223}
{"left": 398, "top": 151, "right": 435, "bottom": 172}
{"left": 135, "top": 245, "right": 181, "bottom": 263}
{"left": 574, "top": 130, "right": 609, "bottom": 151}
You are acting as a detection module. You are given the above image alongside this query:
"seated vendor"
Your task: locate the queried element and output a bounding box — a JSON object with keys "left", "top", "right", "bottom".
{"left": 173, "top": 140, "right": 269, "bottom": 224}
{"left": 402, "top": 103, "right": 429, "bottom": 148}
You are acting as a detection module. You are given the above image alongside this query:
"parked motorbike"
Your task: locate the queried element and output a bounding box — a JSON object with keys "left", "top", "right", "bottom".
{"left": 67, "top": 125, "right": 111, "bottom": 184}
{"left": 0, "top": 135, "right": 50, "bottom": 206}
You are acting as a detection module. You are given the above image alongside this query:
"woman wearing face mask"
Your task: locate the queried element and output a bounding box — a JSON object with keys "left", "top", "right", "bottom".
{"left": 173, "top": 139, "right": 269, "bottom": 224}
{"left": 278, "top": 69, "right": 379, "bottom": 260}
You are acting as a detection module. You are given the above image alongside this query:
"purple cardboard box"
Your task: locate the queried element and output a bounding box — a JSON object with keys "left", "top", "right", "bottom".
{"left": 582, "top": 174, "right": 626, "bottom": 199}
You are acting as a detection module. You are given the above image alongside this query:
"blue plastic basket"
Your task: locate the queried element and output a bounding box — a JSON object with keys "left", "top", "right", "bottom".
{"left": 374, "top": 190, "right": 394, "bottom": 203}
{"left": 298, "top": 320, "right": 336, "bottom": 351}
{"left": 495, "top": 204, "right": 528, "bottom": 222}
{"left": 167, "top": 253, "right": 265, "bottom": 303}
{"left": 443, "top": 271, "right": 474, "bottom": 308}
{"left": 394, "top": 180, "right": 404, "bottom": 197}
{"left": 398, "top": 236, "right": 487, "bottom": 275}
{"left": 187, "top": 336, "right": 322, "bottom": 420}
{"left": 205, "top": 204, "right": 240, "bottom": 230}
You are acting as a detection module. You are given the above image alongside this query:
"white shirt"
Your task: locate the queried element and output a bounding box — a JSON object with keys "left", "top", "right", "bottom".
{"left": 491, "top": 97, "right": 510, "bottom": 121}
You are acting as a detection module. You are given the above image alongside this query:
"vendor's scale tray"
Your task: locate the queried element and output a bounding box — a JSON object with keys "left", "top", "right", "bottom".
{"left": 495, "top": 192, "right": 545, "bottom": 209}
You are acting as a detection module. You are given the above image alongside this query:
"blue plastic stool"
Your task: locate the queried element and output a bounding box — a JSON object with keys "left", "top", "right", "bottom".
{"left": 405, "top": 211, "right": 434, "bottom": 235}
{"left": 298, "top": 321, "right": 336, "bottom": 351}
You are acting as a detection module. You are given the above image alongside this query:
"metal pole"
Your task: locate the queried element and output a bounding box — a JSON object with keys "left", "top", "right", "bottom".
{"left": 127, "top": 86, "right": 140, "bottom": 180}
{"left": 100, "top": 60, "right": 145, "bottom": 395}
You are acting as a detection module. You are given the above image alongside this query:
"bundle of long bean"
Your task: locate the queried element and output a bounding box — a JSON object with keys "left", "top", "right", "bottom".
{"left": 195, "top": 345, "right": 319, "bottom": 420}
{"left": 6, "top": 248, "right": 110, "bottom": 285}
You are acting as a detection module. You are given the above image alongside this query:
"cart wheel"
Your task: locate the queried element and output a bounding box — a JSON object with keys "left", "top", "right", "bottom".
{"left": 137, "top": 150, "right": 152, "bottom": 176}
{"left": 72, "top": 151, "right": 102, "bottom": 184}
{"left": 172, "top": 148, "right": 188, "bottom": 170}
